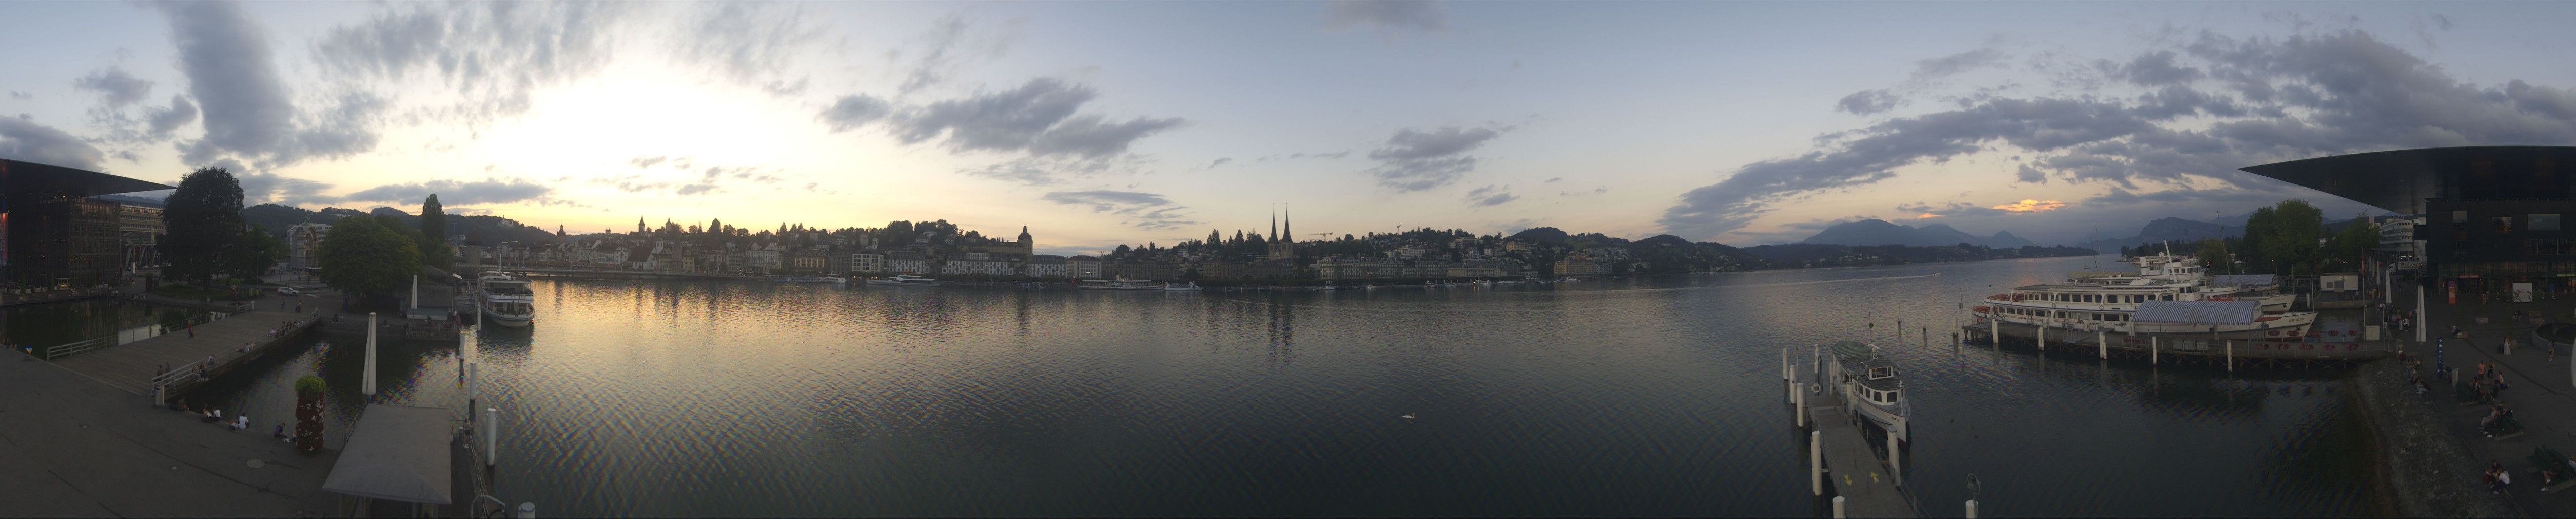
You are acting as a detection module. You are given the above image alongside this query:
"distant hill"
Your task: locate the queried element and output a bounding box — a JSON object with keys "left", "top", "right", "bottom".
{"left": 1507, "top": 226, "right": 1570, "bottom": 244}
{"left": 1743, "top": 242, "right": 2096, "bottom": 266}
{"left": 1799, "top": 219, "right": 2034, "bottom": 248}
{"left": 2080, "top": 217, "right": 2236, "bottom": 251}
{"left": 240, "top": 204, "right": 561, "bottom": 245}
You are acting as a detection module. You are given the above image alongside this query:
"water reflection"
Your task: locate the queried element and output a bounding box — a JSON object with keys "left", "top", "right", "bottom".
{"left": 186, "top": 256, "right": 2370, "bottom": 517}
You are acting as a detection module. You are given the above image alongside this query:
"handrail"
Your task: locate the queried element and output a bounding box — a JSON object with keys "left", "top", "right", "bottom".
{"left": 40, "top": 311, "right": 230, "bottom": 360}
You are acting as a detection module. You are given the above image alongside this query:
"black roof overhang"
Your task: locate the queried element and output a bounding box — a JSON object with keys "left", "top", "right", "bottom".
{"left": 0, "top": 159, "right": 175, "bottom": 198}
{"left": 2238, "top": 145, "right": 2576, "bottom": 214}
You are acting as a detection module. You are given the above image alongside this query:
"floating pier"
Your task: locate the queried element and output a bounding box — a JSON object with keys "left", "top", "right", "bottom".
{"left": 1961, "top": 320, "right": 2395, "bottom": 368}
{"left": 1788, "top": 349, "right": 1921, "bottom": 518}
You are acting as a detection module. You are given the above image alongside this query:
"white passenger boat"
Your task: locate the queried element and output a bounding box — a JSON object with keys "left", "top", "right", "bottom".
{"left": 1161, "top": 282, "right": 1202, "bottom": 292}
{"left": 1076, "top": 279, "right": 1167, "bottom": 290}
{"left": 1975, "top": 254, "right": 2316, "bottom": 339}
{"left": 1824, "top": 340, "right": 1909, "bottom": 443}
{"left": 477, "top": 271, "right": 535, "bottom": 326}
{"left": 822, "top": 276, "right": 848, "bottom": 285}
{"left": 864, "top": 275, "right": 939, "bottom": 287}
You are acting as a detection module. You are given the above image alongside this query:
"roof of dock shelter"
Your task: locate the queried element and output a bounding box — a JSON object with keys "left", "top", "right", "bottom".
{"left": 2132, "top": 300, "right": 2263, "bottom": 325}
{"left": 2237, "top": 145, "right": 2576, "bottom": 214}
{"left": 322, "top": 404, "right": 454, "bottom": 505}
{"left": 0, "top": 159, "right": 173, "bottom": 197}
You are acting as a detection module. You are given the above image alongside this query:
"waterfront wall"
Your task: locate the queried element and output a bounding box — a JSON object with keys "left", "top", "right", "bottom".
{"left": 2347, "top": 359, "right": 2519, "bottom": 518}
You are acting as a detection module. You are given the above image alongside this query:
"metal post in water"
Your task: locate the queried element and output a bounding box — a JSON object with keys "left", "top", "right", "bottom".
{"left": 1831, "top": 496, "right": 1846, "bottom": 518}
{"left": 2225, "top": 340, "right": 2234, "bottom": 372}
{"left": 484, "top": 406, "right": 499, "bottom": 468}
{"left": 1810, "top": 430, "right": 1824, "bottom": 496}
{"left": 363, "top": 313, "right": 378, "bottom": 396}
{"left": 2151, "top": 337, "right": 2159, "bottom": 364}
{"left": 1794, "top": 383, "right": 1806, "bottom": 428}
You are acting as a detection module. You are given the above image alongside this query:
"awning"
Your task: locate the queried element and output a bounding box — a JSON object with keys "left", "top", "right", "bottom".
{"left": 2210, "top": 274, "right": 2276, "bottom": 287}
{"left": 2133, "top": 300, "right": 2263, "bottom": 325}
{"left": 322, "top": 404, "right": 455, "bottom": 504}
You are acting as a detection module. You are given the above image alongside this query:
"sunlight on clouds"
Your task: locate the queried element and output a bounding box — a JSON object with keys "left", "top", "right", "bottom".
{"left": 1990, "top": 199, "right": 2066, "bottom": 213}
{"left": 474, "top": 64, "right": 806, "bottom": 176}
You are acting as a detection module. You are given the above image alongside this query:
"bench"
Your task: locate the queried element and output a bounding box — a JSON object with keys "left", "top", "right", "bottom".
{"left": 2527, "top": 447, "right": 2576, "bottom": 493}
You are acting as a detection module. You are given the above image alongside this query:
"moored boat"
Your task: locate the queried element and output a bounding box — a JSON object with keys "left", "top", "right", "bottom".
{"left": 1823, "top": 340, "right": 1909, "bottom": 442}
{"left": 477, "top": 271, "right": 535, "bottom": 326}
{"left": 1077, "top": 279, "right": 1167, "bottom": 290}
{"left": 864, "top": 275, "right": 940, "bottom": 287}
{"left": 1162, "top": 282, "right": 1202, "bottom": 292}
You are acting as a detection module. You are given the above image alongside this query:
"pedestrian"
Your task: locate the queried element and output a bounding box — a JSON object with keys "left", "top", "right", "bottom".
{"left": 186, "top": 323, "right": 193, "bottom": 338}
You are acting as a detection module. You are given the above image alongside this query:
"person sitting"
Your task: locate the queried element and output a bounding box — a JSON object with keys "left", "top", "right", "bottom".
{"left": 231, "top": 416, "right": 248, "bottom": 431}
{"left": 2495, "top": 469, "right": 2513, "bottom": 494}
{"left": 201, "top": 408, "right": 222, "bottom": 423}
{"left": 272, "top": 424, "right": 289, "bottom": 440}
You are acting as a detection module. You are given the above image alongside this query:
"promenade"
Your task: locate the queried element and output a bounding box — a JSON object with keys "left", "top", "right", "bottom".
{"left": 51, "top": 301, "right": 328, "bottom": 397}
{"left": 0, "top": 347, "right": 341, "bottom": 516}
{"left": 2395, "top": 279, "right": 2576, "bottom": 518}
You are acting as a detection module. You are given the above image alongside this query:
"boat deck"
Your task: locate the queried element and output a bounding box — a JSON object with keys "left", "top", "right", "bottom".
{"left": 1961, "top": 320, "right": 2395, "bottom": 363}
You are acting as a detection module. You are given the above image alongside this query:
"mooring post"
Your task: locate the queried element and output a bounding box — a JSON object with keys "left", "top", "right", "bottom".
{"left": 468, "top": 362, "right": 480, "bottom": 412}
{"left": 484, "top": 406, "right": 499, "bottom": 468}
{"left": 1831, "top": 496, "right": 1846, "bottom": 518}
{"left": 363, "top": 312, "right": 378, "bottom": 396}
{"left": 2151, "top": 337, "right": 2159, "bottom": 364}
{"left": 2097, "top": 330, "right": 2107, "bottom": 359}
{"left": 1810, "top": 430, "right": 1824, "bottom": 496}
{"left": 1965, "top": 499, "right": 1979, "bottom": 519}
{"left": 1782, "top": 348, "right": 1791, "bottom": 404}
{"left": 2225, "top": 340, "right": 2234, "bottom": 372}
{"left": 1794, "top": 383, "right": 1807, "bottom": 428}
{"left": 2037, "top": 325, "right": 2046, "bottom": 351}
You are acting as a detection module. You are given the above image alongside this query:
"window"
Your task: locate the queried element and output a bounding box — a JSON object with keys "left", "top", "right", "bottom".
{"left": 2534, "top": 214, "right": 2562, "bottom": 232}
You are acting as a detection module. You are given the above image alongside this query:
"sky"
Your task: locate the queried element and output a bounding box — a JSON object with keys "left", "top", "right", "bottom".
{"left": 5, "top": 1, "right": 2575, "bottom": 255}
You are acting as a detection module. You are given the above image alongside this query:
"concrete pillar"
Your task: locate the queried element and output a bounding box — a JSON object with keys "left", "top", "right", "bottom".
{"left": 1811, "top": 431, "right": 1824, "bottom": 496}
{"left": 1887, "top": 429, "right": 1901, "bottom": 486}
{"left": 1965, "top": 500, "right": 1979, "bottom": 519}
{"left": 484, "top": 406, "right": 499, "bottom": 468}
{"left": 362, "top": 313, "right": 378, "bottom": 396}
{"left": 1832, "top": 496, "right": 1846, "bottom": 518}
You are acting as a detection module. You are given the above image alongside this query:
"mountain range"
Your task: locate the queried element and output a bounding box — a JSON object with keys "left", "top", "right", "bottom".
{"left": 1797, "top": 219, "right": 2035, "bottom": 248}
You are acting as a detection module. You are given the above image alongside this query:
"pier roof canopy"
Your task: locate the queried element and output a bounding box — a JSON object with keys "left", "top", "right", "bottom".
{"left": 2238, "top": 145, "right": 2576, "bottom": 214}
{"left": 2133, "top": 300, "right": 2263, "bottom": 325}
{"left": 0, "top": 159, "right": 173, "bottom": 197}
{"left": 322, "top": 404, "right": 455, "bottom": 505}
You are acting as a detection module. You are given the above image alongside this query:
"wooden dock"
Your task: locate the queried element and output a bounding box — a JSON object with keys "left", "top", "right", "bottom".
{"left": 49, "top": 306, "right": 329, "bottom": 397}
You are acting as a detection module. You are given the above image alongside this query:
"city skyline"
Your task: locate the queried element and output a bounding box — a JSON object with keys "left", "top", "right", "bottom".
{"left": 6, "top": 2, "right": 2572, "bottom": 253}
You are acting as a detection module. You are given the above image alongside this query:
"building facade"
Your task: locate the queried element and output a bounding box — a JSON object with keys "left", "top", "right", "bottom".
{"left": 2242, "top": 146, "right": 2576, "bottom": 302}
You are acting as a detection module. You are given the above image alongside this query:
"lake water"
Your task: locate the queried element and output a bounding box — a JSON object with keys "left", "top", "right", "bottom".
{"left": 196, "top": 255, "right": 2374, "bottom": 517}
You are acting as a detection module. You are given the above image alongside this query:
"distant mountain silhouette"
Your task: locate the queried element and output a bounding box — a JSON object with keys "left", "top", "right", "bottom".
{"left": 2079, "top": 216, "right": 2237, "bottom": 251}
{"left": 1506, "top": 226, "right": 1571, "bottom": 244}
{"left": 1798, "top": 219, "right": 2034, "bottom": 248}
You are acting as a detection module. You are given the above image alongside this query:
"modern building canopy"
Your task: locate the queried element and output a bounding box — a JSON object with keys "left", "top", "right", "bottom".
{"left": 2238, "top": 145, "right": 2576, "bottom": 214}
{"left": 0, "top": 159, "right": 173, "bottom": 197}
{"left": 321, "top": 404, "right": 455, "bottom": 505}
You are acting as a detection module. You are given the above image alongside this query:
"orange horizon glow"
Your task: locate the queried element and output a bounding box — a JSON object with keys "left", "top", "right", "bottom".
{"left": 1990, "top": 199, "right": 2068, "bottom": 213}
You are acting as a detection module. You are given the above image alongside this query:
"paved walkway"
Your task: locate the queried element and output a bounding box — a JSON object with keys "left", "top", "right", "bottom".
{"left": 2395, "top": 278, "right": 2576, "bottom": 517}
{"left": 0, "top": 348, "right": 342, "bottom": 516}
{"left": 1808, "top": 404, "right": 1917, "bottom": 518}
{"left": 51, "top": 303, "right": 329, "bottom": 396}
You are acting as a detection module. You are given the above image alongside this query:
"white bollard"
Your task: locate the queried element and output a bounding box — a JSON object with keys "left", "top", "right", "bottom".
{"left": 2151, "top": 337, "right": 2159, "bottom": 364}
{"left": 516, "top": 502, "right": 535, "bottom": 519}
{"left": 362, "top": 313, "right": 378, "bottom": 396}
{"left": 2098, "top": 330, "right": 2107, "bottom": 359}
{"left": 2226, "top": 340, "right": 2233, "bottom": 372}
{"left": 469, "top": 362, "right": 480, "bottom": 410}
{"left": 1965, "top": 499, "right": 1979, "bottom": 519}
{"left": 2037, "top": 325, "right": 2045, "bottom": 351}
{"left": 1794, "top": 384, "right": 1807, "bottom": 428}
{"left": 1811, "top": 431, "right": 1824, "bottom": 496}
{"left": 1783, "top": 349, "right": 1792, "bottom": 404}
{"left": 484, "top": 406, "right": 499, "bottom": 468}
{"left": 1832, "top": 496, "right": 1847, "bottom": 518}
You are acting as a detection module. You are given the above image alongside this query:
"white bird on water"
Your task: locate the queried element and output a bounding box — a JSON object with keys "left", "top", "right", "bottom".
{"left": 1401, "top": 414, "right": 1416, "bottom": 420}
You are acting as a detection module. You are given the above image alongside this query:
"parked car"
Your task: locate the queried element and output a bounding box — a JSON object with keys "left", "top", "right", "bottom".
{"left": 275, "top": 286, "right": 301, "bottom": 296}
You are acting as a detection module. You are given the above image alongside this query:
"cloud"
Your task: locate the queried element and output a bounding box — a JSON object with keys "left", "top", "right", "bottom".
{"left": 1364, "top": 125, "right": 1508, "bottom": 191}
{"left": 819, "top": 95, "right": 891, "bottom": 131}
{"left": 1205, "top": 157, "right": 1232, "bottom": 169}
{"left": 5, "top": 91, "right": 28, "bottom": 100}
{"left": 233, "top": 168, "right": 339, "bottom": 206}
{"left": 312, "top": 2, "right": 634, "bottom": 127}
{"left": 1988, "top": 199, "right": 2067, "bottom": 213}
{"left": 1838, "top": 89, "right": 1899, "bottom": 115}
{"left": 1914, "top": 48, "right": 2006, "bottom": 79}
{"left": 828, "top": 78, "right": 1185, "bottom": 172}
{"left": 889, "top": 14, "right": 1017, "bottom": 94}
{"left": 1663, "top": 29, "right": 2576, "bottom": 240}
{"left": 1326, "top": 1, "right": 1445, "bottom": 33}
{"left": 1895, "top": 201, "right": 2009, "bottom": 219}
{"left": 676, "top": 2, "right": 824, "bottom": 91}
{"left": 73, "top": 66, "right": 153, "bottom": 107}
{"left": 1544, "top": 177, "right": 1562, "bottom": 182}
{"left": 340, "top": 178, "right": 553, "bottom": 205}
{"left": 1254, "top": 150, "right": 1353, "bottom": 162}
{"left": 1464, "top": 184, "right": 1516, "bottom": 206}
{"left": 144, "top": 95, "right": 198, "bottom": 137}
{"left": 160, "top": 1, "right": 298, "bottom": 166}
{"left": 629, "top": 156, "right": 669, "bottom": 168}
{"left": 1040, "top": 190, "right": 1199, "bottom": 230}
{"left": 0, "top": 117, "right": 108, "bottom": 170}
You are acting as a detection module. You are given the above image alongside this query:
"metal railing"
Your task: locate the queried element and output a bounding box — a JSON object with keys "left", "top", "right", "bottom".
{"left": 40, "top": 311, "right": 229, "bottom": 360}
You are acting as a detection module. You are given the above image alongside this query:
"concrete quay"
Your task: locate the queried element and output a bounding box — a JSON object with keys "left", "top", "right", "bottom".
{"left": 0, "top": 345, "right": 341, "bottom": 516}
{"left": 49, "top": 304, "right": 327, "bottom": 398}
{"left": 2381, "top": 279, "right": 2576, "bottom": 518}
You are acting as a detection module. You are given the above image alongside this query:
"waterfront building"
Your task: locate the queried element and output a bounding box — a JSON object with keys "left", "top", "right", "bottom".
{"left": 2242, "top": 146, "right": 2576, "bottom": 300}
{"left": 789, "top": 249, "right": 828, "bottom": 274}
{"left": 1554, "top": 255, "right": 1605, "bottom": 276}
{"left": 1067, "top": 255, "right": 1102, "bottom": 279}
{"left": 1315, "top": 256, "right": 1401, "bottom": 281}
{"left": 0, "top": 159, "right": 173, "bottom": 288}
{"left": 746, "top": 244, "right": 783, "bottom": 272}
{"left": 1108, "top": 261, "right": 1181, "bottom": 281}
{"left": 886, "top": 250, "right": 928, "bottom": 274}
{"left": 2377, "top": 217, "right": 2421, "bottom": 255}
{"left": 1447, "top": 261, "right": 1506, "bottom": 278}
{"left": 851, "top": 251, "right": 886, "bottom": 273}
{"left": 1026, "top": 254, "right": 1067, "bottom": 278}
{"left": 941, "top": 256, "right": 1016, "bottom": 276}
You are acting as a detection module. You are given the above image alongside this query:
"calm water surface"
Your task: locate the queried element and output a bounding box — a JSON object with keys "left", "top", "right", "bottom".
{"left": 200, "top": 255, "right": 2374, "bottom": 517}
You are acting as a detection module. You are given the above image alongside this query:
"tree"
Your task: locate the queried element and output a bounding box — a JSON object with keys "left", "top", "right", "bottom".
{"left": 2323, "top": 214, "right": 2378, "bottom": 271}
{"left": 294, "top": 376, "right": 327, "bottom": 455}
{"left": 225, "top": 224, "right": 283, "bottom": 280}
{"left": 161, "top": 167, "right": 245, "bottom": 285}
{"left": 316, "top": 216, "right": 424, "bottom": 300}
{"left": 416, "top": 195, "right": 452, "bottom": 270}
{"left": 2193, "top": 237, "right": 2234, "bottom": 275}
{"left": 2252, "top": 199, "right": 2324, "bottom": 274}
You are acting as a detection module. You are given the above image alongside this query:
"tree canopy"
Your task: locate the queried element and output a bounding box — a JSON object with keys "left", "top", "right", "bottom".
{"left": 316, "top": 216, "right": 423, "bottom": 299}
{"left": 416, "top": 195, "right": 452, "bottom": 270}
{"left": 161, "top": 167, "right": 245, "bottom": 284}
{"left": 226, "top": 224, "right": 282, "bottom": 280}
{"left": 2242, "top": 199, "right": 2323, "bottom": 275}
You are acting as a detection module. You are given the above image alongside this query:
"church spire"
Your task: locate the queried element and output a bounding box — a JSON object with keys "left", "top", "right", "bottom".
{"left": 1269, "top": 204, "right": 1277, "bottom": 242}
